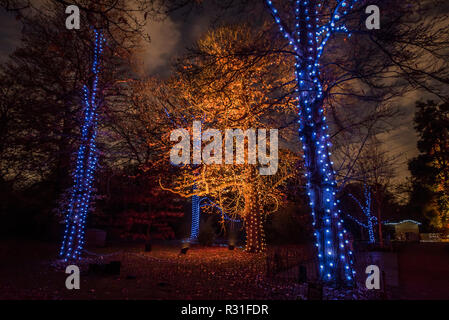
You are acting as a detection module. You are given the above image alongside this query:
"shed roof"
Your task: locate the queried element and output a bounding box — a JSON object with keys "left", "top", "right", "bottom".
{"left": 384, "top": 219, "right": 421, "bottom": 226}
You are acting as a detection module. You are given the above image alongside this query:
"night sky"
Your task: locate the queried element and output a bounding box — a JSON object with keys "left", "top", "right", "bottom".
{"left": 0, "top": 5, "right": 425, "bottom": 185}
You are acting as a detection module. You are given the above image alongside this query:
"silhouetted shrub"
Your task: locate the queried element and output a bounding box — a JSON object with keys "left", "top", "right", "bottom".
{"left": 198, "top": 216, "right": 216, "bottom": 246}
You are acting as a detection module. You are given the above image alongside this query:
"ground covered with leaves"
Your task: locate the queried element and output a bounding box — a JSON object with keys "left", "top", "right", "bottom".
{"left": 2, "top": 239, "right": 444, "bottom": 300}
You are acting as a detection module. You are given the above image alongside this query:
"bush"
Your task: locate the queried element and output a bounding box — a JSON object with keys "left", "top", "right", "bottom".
{"left": 198, "top": 216, "right": 217, "bottom": 246}
{"left": 265, "top": 203, "right": 313, "bottom": 245}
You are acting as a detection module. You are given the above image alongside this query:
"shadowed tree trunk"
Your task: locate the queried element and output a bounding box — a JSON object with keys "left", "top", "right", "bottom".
{"left": 375, "top": 186, "right": 384, "bottom": 247}
{"left": 55, "top": 104, "right": 75, "bottom": 194}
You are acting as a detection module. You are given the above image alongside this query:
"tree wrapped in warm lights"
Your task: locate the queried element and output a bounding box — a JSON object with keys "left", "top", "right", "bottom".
{"left": 155, "top": 24, "right": 299, "bottom": 253}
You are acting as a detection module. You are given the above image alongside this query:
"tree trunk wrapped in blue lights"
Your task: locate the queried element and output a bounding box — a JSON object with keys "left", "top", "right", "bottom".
{"left": 348, "top": 185, "right": 376, "bottom": 244}
{"left": 190, "top": 194, "right": 200, "bottom": 240}
{"left": 59, "top": 30, "right": 105, "bottom": 261}
{"left": 266, "top": 0, "right": 358, "bottom": 285}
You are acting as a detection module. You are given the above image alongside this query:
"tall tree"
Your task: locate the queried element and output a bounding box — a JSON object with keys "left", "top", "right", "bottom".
{"left": 0, "top": 2, "right": 147, "bottom": 250}
{"left": 59, "top": 30, "right": 105, "bottom": 260}
{"left": 1, "top": 10, "right": 102, "bottom": 193}
{"left": 152, "top": 24, "right": 299, "bottom": 252}
{"left": 265, "top": 0, "right": 362, "bottom": 285}
{"left": 409, "top": 101, "right": 449, "bottom": 232}
{"left": 353, "top": 138, "right": 397, "bottom": 245}
{"left": 347, "top": 185, "right": 376, "bottom": 243}
{"left": 264, "top": 0, "right": 449, "bottom": 285}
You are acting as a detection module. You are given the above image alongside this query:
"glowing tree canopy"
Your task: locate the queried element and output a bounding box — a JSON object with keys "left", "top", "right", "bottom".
{"left": 59, "top": 29, "right": 105, "bottom": 261}
{"left": 157, "top": 24, "right": 297, "bottom": 253}
{"left": 265, "top": 0, "right": 360, "bottom": 285}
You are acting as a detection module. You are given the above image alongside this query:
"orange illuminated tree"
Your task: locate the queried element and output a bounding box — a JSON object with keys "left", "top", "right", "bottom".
{"left": 152, "top": 24, "right": 299, "bottom": 252}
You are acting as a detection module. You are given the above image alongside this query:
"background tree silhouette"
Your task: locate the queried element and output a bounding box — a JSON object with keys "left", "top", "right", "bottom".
{"left": 409, "top": 101, "right": 449, "bottom": 233}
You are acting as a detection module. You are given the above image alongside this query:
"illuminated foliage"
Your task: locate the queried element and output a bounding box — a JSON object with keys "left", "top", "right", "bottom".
{"left": 156, "top": 24, "right": 299, "bottom": 253}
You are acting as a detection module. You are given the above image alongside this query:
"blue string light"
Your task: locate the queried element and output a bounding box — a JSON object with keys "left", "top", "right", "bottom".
{"left": 59, "top": 29, "right": 105, "bottom": 261}
{"left": 199, "top": 197, "right": 241, "bottom": 223}
{"left": 190, "top": 194, "right": 200, "bottom": 240}
{"left": 189, "top": 124, "right": 202, "bottom": 240}
{"left": 190, "top": 194, "right": 240, "bottom": 241}
{"left": 348, "top": 185, "right": 376, "bottom": 243}
{"left": 266, "top": 0, "right": 358, "bottom": 285}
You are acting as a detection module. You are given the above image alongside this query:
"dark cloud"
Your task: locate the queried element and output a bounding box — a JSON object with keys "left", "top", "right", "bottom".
{"left": 0, "top": 9, "right": 22, "bottom": 63}
{"left": 136, "top": 7, "right": 216, "bottom": 77}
